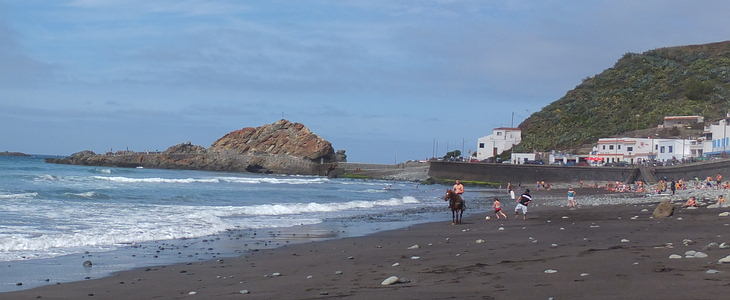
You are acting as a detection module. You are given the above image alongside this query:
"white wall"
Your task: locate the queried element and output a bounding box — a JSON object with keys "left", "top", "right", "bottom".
{"left": 476, "top": 129, "right": 521, "bottom": 160}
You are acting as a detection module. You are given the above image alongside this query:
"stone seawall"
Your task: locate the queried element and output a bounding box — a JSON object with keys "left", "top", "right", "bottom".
{"left": 428, "top": 161, "right": 638, "bottom": 185}
{"left": 654, "top": 159, "right": 730, "bottom": 180}
{"left": 429, "top": 159, "right": 730, "bottom": 185}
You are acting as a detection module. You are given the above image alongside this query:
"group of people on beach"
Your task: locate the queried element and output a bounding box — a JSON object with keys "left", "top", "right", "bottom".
{"left": 452, "top": 180, "right": 534, "bottom": 221}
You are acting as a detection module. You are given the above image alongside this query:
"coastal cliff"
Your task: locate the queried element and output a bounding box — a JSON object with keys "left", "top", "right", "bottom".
{"left": 46, "top": 120, "right": 346, "bottom": 175}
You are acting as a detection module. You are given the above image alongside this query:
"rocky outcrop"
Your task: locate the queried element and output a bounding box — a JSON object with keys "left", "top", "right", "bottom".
{"left": 211, "top": 119, "right": 336, "bottom": 162}
{"left": 46, "top": 120, "right": 345, "bottom": 175}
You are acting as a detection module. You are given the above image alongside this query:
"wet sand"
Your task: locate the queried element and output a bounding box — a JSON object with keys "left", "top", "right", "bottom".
{"left": 4, "top": 200, "right": 730, "bottom": 299}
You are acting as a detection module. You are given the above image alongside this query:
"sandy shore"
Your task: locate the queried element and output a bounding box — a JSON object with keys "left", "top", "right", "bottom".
{"left": 4, "top": 194, "right": 730, "bottom": 300}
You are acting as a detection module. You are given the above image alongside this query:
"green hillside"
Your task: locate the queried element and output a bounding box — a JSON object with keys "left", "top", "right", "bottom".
{"left": 517, "top": 41, "right": 730, "bottom": 152}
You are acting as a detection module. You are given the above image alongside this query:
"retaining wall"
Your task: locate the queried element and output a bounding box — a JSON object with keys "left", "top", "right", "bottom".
{"left": 428, "top": 161, "right": 638, "bottom": 185}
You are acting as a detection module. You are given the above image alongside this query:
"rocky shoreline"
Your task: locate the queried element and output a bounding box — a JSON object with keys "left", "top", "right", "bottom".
{"left": 46, "top": 120, "right": 346, "bottom": 176}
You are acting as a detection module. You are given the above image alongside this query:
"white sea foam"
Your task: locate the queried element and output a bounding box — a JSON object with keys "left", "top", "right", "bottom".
{"left": 0, "top": 192, "right": 38, "bottom": 199}
{"left": 0, "top": 196, "right": 422, "bottom": 261}
{"left": 91, "top": 176, "right": 330, "bottom": 185}
{"left": 34, "top": 174, "right": 60, "bottom": 182}
{"left": 64, "top": 191, "right": 107, "bottom": 199}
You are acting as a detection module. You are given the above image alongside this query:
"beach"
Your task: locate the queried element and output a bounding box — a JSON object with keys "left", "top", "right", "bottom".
{"left": 5, "top": 188, "right": 730, "bottom": 300}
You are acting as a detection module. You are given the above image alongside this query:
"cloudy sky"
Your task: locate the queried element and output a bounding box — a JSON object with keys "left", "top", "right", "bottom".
{"left": 1, "top": 0, "right": 730, "bottom": 163}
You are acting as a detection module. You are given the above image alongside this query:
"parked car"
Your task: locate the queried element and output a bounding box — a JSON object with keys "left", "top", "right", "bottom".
{"left": 524, "top": 160, "right": 545, "bottom": 165}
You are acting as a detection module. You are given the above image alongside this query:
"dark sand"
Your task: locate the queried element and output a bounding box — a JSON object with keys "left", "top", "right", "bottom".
{"left": 4, "top": 202, "right": 730, "bottom": 300}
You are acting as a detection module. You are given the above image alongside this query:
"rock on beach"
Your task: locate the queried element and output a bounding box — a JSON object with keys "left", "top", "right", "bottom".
{"left": 653, "top": 201, "right": 674, "bottom": 218}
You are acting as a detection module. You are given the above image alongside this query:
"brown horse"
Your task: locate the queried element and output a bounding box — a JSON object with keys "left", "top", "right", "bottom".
{"left": 444, "top": 189, "right": 465, "bottom": 224}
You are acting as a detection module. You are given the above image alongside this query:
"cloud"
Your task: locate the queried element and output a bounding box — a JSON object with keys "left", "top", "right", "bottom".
{"left": 66, "top": 0, "right": 248, "bottom": 16}
{"left": 0, "top": 22, "right": 56, "bottom": 87}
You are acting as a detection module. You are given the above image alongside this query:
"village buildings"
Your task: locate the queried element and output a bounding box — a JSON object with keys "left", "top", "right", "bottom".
{"left": 476, "top": 127, "right": 521, "bottom": 161}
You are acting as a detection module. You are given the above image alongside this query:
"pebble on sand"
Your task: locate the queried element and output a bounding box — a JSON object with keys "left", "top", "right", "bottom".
{"left": 620, "top": 239, "right": 630, "bottom": 243}
{"left": 719, "top": 212, "right": 730, "bottom": 217}
{"left": 669, "top": 254, "right": 682, "bottom": 259}
{"left": 410, "top": 256, "right": 421, "bottom": 260}
{"left": 271, "top": 272, "right": 282, "bottom": 277}
{"left": 391, "top": 263, "right": 400, "bottom": 267}
{"left": 381, "top": 276, "right": 399, "bottom": 286}
{"left": 239, "top": 290, "right": 250, "bottom": 294}
{"left": 720, "top": 242, "right": 730, "bottom": 249}
{"left": 579, "top": 273, "right": 590, "bottom": 277}
{"left": 475, "top": 239, "right": 486, "bottom": 244}
{"left": 498, "top": 227, "right": 505, "bottom": 231}
{"left": 188, "top": 291, "right": 197, "bottom": 295}
{"left": 335, "top": 271, "right": 343, "bottom": 275}
{"left": 706, "top": 269, "right": 721, "bottom": 274}
{"left": 407, "top": 244, "right": 420, "bottom": 249}
{"left": 718, "top": 255, "right": 730, "bottom": 263}
{"left": 684, "top": 250, "right": 697, "bottom": 256}
{"left": 544, "top": 269, "right": 558, "bottom": 274}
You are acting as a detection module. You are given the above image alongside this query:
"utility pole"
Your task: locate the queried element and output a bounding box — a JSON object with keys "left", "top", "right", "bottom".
{"left": 511, "top": 112, "right": 515, "bottom": 128}
{"left": 461, "top": 138, "right": 465, "bottom": 161}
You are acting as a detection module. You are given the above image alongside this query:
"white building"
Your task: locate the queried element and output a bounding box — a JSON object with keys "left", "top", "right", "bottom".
{"left": 510, "top": 153, "right": 535, "bottom": 164}
{"left": 655, "top": 139, "right": 694, "bottom": 162}
{"left": 704, "top": 116, "right": 730, "bottom": 156}
{"left": 476, "top": 127, "right": 521, "bottom": 160}
{"left": 593, "top": 137, "right": 703, "bottom": 164}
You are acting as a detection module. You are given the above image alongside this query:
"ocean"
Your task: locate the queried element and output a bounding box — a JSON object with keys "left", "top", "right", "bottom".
{"left": 0, "top": 155, "right": 497, "bottom": 292}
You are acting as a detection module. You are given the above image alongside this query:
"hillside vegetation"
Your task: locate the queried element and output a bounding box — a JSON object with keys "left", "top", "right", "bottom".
{"left": 517, "top": 41, "right": 730, "bottom": 152}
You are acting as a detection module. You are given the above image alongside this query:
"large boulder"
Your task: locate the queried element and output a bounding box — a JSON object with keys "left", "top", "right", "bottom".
{"left": 210, "top": 119, "right": 335, "bottom": 161}
{"left": 653, "top": 200, "right": 675, "bottom": 218}
{"left": 164, "top": 142, "right": 207, "bottom": 154}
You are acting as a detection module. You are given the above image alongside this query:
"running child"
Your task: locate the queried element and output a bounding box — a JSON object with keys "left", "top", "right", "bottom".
{"left": 492, "top": 197, "right": 507, "bottom": 220}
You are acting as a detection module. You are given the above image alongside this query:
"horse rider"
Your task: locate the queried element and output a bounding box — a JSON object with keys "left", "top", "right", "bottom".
{"left": 453, "top": 180, "right": 465, "bottom": 202}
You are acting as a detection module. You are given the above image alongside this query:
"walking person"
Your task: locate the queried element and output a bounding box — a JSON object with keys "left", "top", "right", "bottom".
{"left": 670, "top": 179, "right": 676, "bottom": 195}
{"left": 567, "top": 187, "right": 577, "bottom": 208}
{"left": 515, "top": 189, "right": 532, "bottom": 220}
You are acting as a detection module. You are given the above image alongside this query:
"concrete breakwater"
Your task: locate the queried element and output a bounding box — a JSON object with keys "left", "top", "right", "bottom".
{"left": 428, "top": 159, "right": 730, "bottom": 186}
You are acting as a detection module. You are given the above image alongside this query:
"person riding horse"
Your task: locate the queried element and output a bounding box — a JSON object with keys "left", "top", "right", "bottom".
{"left": 444, "top": 189, "right": 466, "bottom": 224}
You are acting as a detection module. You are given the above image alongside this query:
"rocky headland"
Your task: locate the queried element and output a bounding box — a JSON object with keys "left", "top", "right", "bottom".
{"left": 46, "top": 120, "right": 347, "bottom": 175}
{"left": 0, "top": 151, "right": 30, "bottom": 157}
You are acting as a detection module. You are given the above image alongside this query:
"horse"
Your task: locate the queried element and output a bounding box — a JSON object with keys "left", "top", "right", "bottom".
{"left": 444, "top": 189, "right": 465, "bottom": 224}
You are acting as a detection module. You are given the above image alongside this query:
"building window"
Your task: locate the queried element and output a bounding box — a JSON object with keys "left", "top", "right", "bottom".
{"left": 479, "top": 143, "right": 484, "bottom": 148}
{"left": 668, "top": 146, "right": 673, "bottom": 153}
{"left": 602, "top": 145, "right": 605, "bottom": 150}
{"left": 497, "top": 132, "right": 502, "bottom": 136}
{"left": 627, "top": 146, "right": 633, "bottom": 152}
{"left": 660, "top": 146, "right": 665, "bottom": 153}
{"left": 609, "top": 145, "right": 614, "bottom": 150}
{"left": 655, "top": 145, "right": 658, "bottom": 150}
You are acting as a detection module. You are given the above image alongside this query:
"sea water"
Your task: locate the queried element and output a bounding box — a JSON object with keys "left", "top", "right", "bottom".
{"left": 0, "top": 155, "right": 496, "bottom": 291}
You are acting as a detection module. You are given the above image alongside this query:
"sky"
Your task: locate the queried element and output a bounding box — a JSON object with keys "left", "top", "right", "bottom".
{"left": 1, "top": 0, "right": 730, "bottom": 163}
